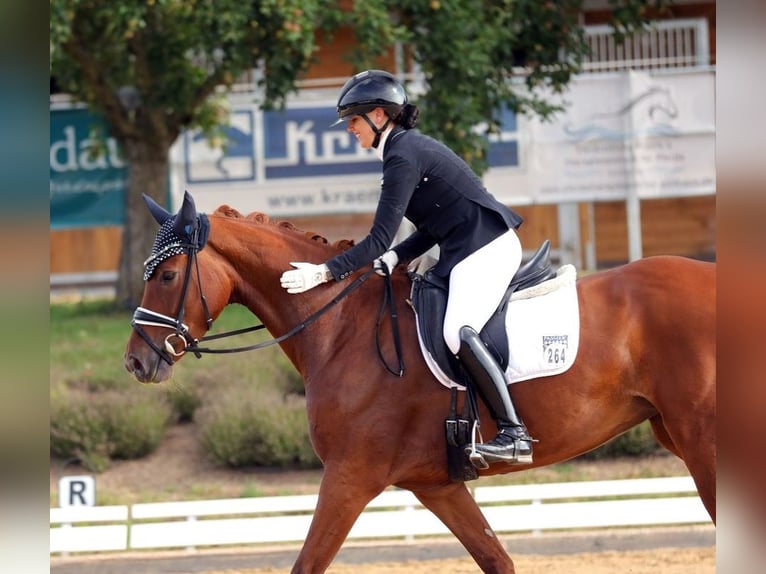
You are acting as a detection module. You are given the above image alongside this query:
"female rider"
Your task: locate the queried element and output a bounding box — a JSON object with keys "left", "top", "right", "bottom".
{"left": 279, "top": 70, "right": 534, "bottom": 465}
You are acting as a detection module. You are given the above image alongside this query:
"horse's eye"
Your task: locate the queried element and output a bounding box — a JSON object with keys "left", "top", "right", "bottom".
{"left": 160, "top": 270, "right": 177, "bottom": 283}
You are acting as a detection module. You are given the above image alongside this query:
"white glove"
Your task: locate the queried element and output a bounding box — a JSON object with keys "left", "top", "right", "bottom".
{"left": 374, "top": 250, "right": 399, "bottom": 276}
{"left": 280, "top": 262, "right": 332, "bottom": 294}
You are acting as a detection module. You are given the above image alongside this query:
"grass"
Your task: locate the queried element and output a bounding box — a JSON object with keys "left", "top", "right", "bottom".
{"left": 50, "top": 299, "right": 285, "bottom": 392}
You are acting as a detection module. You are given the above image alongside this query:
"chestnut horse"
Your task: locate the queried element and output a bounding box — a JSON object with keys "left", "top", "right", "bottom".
{"left": 124, "top": 193, "right": 715, "bottom": 574}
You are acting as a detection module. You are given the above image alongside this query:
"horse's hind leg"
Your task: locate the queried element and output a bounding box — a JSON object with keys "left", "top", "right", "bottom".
{"left": 413, "top": 483, "right": 515, "bottom": 573}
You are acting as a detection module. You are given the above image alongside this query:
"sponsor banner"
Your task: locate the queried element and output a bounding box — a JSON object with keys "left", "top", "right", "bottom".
{"left": 171, "top": 100, "right": 520, "bottom": 215}
{"left": 522, "top": 70, "right": 716, "bottom": 202}
{"left": 50, "top": 107, "right": 128, "bottom": 228}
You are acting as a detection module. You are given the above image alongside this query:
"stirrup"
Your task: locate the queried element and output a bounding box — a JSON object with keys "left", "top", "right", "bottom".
{"left": 468, "top": 450, "right": 489, "bottom": 470}
{"left": 466, "top": 420, "right": 489, "bottom": 470}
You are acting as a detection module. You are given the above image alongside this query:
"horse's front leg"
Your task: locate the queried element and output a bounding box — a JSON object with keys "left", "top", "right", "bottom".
{"left": 413, "top": 483, "right": 515, "bottom": 574}
{"left": 291, "top": 465, "right": 382, "bottom": 574}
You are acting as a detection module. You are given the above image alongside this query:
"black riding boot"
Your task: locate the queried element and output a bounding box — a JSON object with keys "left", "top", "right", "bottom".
{"left": 457, "top": 325, "right": 534, "bottom": 465}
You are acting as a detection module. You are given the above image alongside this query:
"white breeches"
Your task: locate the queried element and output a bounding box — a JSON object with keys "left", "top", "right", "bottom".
{"left": 443, "top": 229, "right": 522, "bottom": 355}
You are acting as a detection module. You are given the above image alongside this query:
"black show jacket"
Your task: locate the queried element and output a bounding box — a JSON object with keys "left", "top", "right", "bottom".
{"left": 326, "top": 127, "right": 523, "bottom": 280}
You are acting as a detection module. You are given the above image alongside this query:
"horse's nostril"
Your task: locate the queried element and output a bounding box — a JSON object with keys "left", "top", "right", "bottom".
{"left": 125, "top": 354, "right": 143, "bottom": 375}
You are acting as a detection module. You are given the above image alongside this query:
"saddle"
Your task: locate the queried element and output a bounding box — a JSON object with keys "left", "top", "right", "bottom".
{"left": 410, "top": 240, "right": 557, "bottom": 385}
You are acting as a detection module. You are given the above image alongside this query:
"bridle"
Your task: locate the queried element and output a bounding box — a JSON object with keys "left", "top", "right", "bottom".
{"left": 131, "top": 234, "right": 213, "bottom": 366}
{"left": 130, "top": 235, "right": 405, "bottom": 376}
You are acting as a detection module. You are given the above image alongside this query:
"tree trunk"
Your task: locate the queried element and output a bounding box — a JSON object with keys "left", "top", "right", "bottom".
{"left": 115, "top": 143, "right": 170, "bottom": 309}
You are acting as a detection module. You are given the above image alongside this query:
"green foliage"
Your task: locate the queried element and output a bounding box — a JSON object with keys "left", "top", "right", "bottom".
{"left": 50, "top": 389, "right": 172, "bottom": 472}
{"left": 388, "top": 0, "right": 667, "bottom": 172}
{"left": 50, "top": 0, "right": 320, "bottom": 141}
{"left": 581, "top": 420, "right": 661, "bottom": 460}
{"left": 393, "top": 0, "right": 575, "bottom": 172}
{"left": 608, "top": 0, "right": 669, "bottom": 42}
{"left": 198, "top": 389, "right": 319, "bottom": 469}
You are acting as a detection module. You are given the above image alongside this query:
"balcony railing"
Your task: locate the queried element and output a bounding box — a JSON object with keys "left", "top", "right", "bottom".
{"left": 582, "top": 18, "right": 710, "bottom": 72}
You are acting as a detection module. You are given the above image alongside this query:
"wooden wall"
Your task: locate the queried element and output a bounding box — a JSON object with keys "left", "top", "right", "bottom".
{"left": 50, "top": 226, "right": 122, "bottom": 275}
{"left": 592, "top": 195, "right": 716, "bottom": 265}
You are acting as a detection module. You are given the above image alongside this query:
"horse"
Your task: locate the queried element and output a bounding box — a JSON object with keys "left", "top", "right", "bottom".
{"left": 124, "top": 192, "right": 716, "bottom": 574}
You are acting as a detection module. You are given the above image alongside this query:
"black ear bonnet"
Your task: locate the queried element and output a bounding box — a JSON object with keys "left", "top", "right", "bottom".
{"left": 142, "top": 191, "right": 210, "bottom": 280}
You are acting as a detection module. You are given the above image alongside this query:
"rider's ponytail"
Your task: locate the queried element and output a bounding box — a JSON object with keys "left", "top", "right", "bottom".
{"left": 395, "top": 103, "right": 419, "bottom": 130}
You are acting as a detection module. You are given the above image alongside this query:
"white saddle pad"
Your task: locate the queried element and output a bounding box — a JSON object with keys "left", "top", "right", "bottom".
{"left": 418, "top": 264, "right": 580, "bottom": 389}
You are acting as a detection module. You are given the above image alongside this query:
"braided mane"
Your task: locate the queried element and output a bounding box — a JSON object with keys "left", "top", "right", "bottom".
{"left": 212, "top": 205, "right": 355, "bottom": 251}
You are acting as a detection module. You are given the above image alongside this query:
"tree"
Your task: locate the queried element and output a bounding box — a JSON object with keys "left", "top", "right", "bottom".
{"left": 51, "top": 0, "right": 327, "bottom": 307}
{"left": 388, "top": 0, "right": 667, "bottom": 172}
{"left": 51, "top": 0, "right": 665, "bottom": 307}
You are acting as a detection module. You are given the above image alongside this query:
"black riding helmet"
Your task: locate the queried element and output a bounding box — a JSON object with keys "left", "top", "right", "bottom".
{"left": 332, "top": 70, "right": 408, "bottom": 148}
{"left": 332, "top": 69, "right": 407, "bottom": 126}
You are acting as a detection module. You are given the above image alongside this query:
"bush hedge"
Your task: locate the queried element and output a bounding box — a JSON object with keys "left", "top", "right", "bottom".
{"left": 50, "top": 389, "right": 172, "bottom": 472}
{"left": 198, "top": 387, "right": 319, "bottom": 469}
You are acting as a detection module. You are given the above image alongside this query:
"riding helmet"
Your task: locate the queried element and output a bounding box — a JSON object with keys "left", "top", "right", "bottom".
{"left": 332, "top": 70, "right": 407, "bottom": 125}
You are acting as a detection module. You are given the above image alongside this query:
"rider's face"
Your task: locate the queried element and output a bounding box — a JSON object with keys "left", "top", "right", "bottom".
{"left": 346, "top": 108, "right": 386, "bottom": 149}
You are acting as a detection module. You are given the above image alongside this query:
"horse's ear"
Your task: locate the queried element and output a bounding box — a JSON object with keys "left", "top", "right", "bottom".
{"left": 143, "top": 193, "right": 173, "bottom": 225}
{"left": 172, "top": 190, "right": 199, "bottom": 239}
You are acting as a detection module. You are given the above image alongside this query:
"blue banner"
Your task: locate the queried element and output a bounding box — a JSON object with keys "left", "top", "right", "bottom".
{"left": 182, "top": 103, "right": 520, "bottom": 185}
{"left": 50, "top": 107, "right": 128, "bottom": 229}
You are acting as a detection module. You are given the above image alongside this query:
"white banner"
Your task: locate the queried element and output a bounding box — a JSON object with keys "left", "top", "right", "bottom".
{"left": 170, "top": 69, "right": 715, "bottom": 215}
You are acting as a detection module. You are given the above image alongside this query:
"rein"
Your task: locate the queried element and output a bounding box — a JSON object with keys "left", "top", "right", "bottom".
{"left": 131, "top": 246, "right": 406, "bottom": 376}
{"left": 189, "top": 269, "right": 376, "bottom": 355}
{"left": 376, "top": 265, "right": 405, "bottom": 376}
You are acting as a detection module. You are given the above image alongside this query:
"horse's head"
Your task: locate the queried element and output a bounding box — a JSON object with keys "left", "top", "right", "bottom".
{"left": 124, "top": 191, "right": 217, "bottom": 383}
{"left": 125, "top": 193, "right": 366, "bottom": 383}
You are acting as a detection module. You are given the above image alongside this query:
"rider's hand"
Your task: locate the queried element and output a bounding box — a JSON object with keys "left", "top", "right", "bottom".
{"left": 280, "top": 262, "right": 332, "bottom": 294}
{"left": 374, "top": 250, "right": 399, "bottom": 276}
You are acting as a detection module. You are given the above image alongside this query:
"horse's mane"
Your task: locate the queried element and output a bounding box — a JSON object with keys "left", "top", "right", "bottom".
{"left": 212, "top": 205, "right": 355, "bottom": 251}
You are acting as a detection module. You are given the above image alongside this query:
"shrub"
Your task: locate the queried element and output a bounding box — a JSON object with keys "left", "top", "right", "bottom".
{"left": 50, "top": 391, "right": 112, "bottom": 472}
{"left": 50, "top": 389, "right": 172, "bottom": 472}
{"left": 163, "top": 383, "right": 203, "bottom": 423}
{"left": 105, "top": 394, "right": 172, "bottom": 459}
{"left": 581, "top": 421, "right": 661, "bottom": 460}
{"left": 198, "top": 387, "right": 319, "bottom": 469}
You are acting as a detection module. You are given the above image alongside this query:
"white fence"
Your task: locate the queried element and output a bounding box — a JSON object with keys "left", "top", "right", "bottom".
{"left": 50, "top": 476, "right": 710, "bottom": 555}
